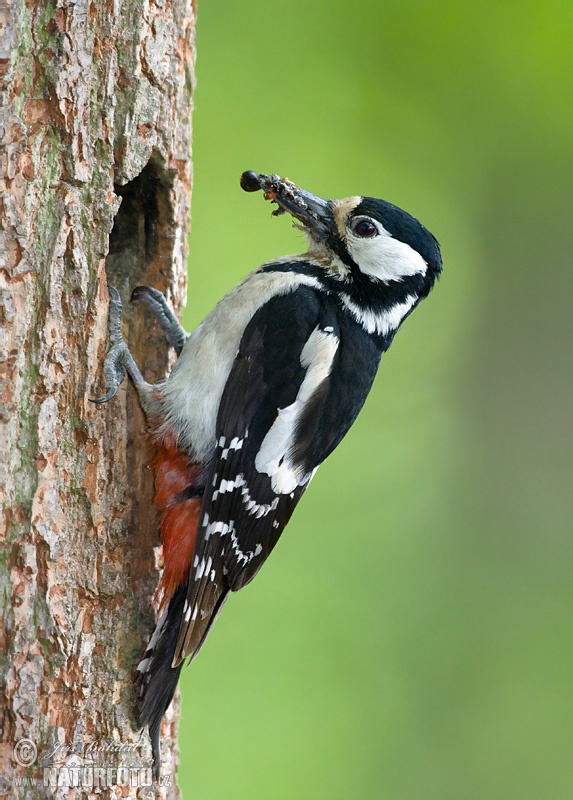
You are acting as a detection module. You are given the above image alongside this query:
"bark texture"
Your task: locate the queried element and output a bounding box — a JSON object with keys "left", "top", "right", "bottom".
{"left": 0, "top": 0, "right": 196, "bottom": 796}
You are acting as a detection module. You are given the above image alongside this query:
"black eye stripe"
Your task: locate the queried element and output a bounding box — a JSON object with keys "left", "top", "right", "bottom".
{"left": 350, "top": 217, "right": 378, "bottom": 238}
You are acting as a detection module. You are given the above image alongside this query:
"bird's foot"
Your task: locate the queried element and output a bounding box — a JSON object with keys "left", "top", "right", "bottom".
{"left": 91, "top": 286, "right": 143, "bottom": 404}
{"left": 131, "top": 285, "right": 188, "bottom": 356}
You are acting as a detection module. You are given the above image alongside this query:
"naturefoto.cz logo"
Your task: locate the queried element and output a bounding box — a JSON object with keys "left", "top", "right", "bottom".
{"left": 11, "top": 738, "right": 170, "bottom": 789}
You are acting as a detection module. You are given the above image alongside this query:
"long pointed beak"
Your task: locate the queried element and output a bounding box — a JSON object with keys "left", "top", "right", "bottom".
{"left": 240, "top": 171, "right": 333, "bottom": 241}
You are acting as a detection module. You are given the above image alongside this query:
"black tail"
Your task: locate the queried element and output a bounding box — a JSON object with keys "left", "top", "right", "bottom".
{"left": 136, "top": 586, "right": 186, "bottom": 777}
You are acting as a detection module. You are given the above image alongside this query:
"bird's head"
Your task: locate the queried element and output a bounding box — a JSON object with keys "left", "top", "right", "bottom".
{"left": 241, "top": 170, "right": 442, "bottom": 298}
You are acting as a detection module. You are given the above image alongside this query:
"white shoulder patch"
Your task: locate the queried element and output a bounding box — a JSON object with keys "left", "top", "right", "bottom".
{"left": 255, "top": 327, "right": 339, "bottom": 494}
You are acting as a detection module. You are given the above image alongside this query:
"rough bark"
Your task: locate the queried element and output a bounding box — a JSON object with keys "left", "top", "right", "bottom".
{"left": 0, "top": 0, "right": 196, "bottom": 796}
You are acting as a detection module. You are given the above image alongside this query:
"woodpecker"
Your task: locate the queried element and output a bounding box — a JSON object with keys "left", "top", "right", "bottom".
{"left": 94, "top": 171, "right": 442, "bottom": 774}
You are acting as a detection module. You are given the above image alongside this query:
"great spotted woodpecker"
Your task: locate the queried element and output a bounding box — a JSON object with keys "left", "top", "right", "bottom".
{"left": 94, "top": 171, "right": 442, "bottom": 773}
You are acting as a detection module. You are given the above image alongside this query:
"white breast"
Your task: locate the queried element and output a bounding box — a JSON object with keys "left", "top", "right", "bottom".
{"left": 159, "top": 265, "right": 321, "bottom": 460}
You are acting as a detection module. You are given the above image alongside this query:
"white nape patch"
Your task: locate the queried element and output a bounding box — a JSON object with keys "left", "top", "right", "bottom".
{"left": 346, "top": 220, "right": 428, "bottom": 283}
{"left": 255, "top": 326, "right": 339, "bottom": 494}
{"left": 161, "top": 269, "right": 322, "bottom": 460}
{"left": 341, "top": 294, "right": 418, "bottom": 336}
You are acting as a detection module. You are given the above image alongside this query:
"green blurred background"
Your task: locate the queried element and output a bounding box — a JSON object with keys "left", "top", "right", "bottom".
{"left": 178, "top": 2, "right": 572, "bottom": 798}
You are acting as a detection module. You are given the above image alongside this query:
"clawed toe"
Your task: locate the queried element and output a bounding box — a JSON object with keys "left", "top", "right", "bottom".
{"left": 131, "top": 285, "right": 164, "bottom": 305}
{"left": 90, "top": 338, "right": 129, "bottom": 404}
{"left": 131, "top": 285, "right": 188, "bottom": 356}
{"left": 91, "top": 384, "right": 122, "bottom": 404}
{"left": 90, "top": 285, "right": 131, "bottom": 404}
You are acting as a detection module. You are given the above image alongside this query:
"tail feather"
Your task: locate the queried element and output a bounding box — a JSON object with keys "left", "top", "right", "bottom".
{"left": 136, "top": 585, "right": 186, "bottom": 777}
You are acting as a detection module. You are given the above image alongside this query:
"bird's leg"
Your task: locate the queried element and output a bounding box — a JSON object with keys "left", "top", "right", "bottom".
{"left": 131, "top": 285, "right": 189, "bottom": 356}
{"left": 91, "top": 286, "right": 157, "bottom": 416}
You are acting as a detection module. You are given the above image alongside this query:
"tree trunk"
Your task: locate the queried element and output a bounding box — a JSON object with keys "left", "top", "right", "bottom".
{"left": 0, "top": 0, "right": 196, "bottom": 796}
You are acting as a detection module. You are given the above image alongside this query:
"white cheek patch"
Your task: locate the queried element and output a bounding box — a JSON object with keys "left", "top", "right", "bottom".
{"left": 347, "top": 226, "right": 428, "bottom": 283}
{"left": 255, "top": 327, "right": 339, "bottom": 494}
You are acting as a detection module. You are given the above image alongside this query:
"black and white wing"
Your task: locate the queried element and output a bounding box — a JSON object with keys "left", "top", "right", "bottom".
{"left": 172, "top": 285, "right": 380, "bottom": 665}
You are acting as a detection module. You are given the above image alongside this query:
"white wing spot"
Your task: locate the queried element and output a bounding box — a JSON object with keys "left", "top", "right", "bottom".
{"left": 205, "top": 520, "right": 231, "bottom": 539}
{"left": 239, "top": 478, "right": 279, "bottom": 517}
{"left": 226, "top": 522, "right": 264, "bottom": 567}
{"left": 213, "top": 474, "right": 246, "bottom": 501}
{"left": 221, "top": 437, "right": 244, "bottom": 460}
{"left": 229, "top": 529, "right": 249, "bottom": 565}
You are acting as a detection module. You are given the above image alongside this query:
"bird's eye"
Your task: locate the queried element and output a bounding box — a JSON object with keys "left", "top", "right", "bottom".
{"left": 350, "top": 217, "right": 378, "bottom": 238}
